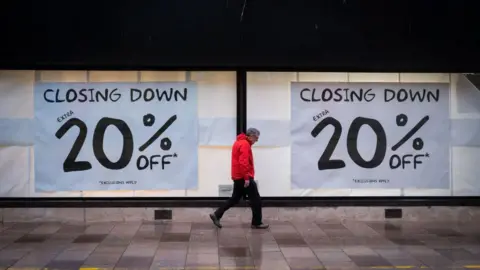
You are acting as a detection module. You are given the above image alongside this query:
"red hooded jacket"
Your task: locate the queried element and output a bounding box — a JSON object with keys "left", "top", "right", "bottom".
{"left": 231, "top": 133, "right": 255, "bottom": 181}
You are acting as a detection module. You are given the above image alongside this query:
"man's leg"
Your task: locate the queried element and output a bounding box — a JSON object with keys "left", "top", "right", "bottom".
{"left": 247, "top": 180, "right": 268, "bottom": 229}
{"left": 210, "top": 180, "right": 245, "bottom": 228}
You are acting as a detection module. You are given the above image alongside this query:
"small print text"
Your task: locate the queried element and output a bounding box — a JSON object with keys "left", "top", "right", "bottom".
{"left": 99, "top": 181, "right": 137, "bottom": 185}
{"left": 352, "top": 179, "right": 390, "bottom": 184}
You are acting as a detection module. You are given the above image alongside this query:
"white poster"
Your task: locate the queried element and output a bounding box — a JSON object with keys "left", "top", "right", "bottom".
{"left": 291, "top": 82, "right": 450, "bottom": 189}
{"left": 34, "top": 82, "right": 198, "bottom": 191}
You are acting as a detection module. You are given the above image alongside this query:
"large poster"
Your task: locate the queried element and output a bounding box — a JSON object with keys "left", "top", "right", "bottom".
{"left": 34, "top": 82, "right": 198, "bottom": 191}
{"left": 291, "top": 82, "right": 450, "bottom": 189}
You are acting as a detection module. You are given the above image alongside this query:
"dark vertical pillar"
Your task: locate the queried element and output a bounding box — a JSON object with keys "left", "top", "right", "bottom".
{"left": 236, "top": 69, "right": 247, "bottom": 135}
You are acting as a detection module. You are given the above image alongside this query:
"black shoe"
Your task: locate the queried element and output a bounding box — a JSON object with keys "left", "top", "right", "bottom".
{"left": 209, "top": 213, "right": 222, "bottom": 228}
{"left": 251, "top": 223, "right": 269, "bottom": 229}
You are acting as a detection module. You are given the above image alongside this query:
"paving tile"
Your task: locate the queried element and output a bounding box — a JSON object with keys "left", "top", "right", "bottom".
{"left": 65, "top": 243, "right": 99, "bottom": 252}
{"left": 14, "top": 234, "right": 49, "bottom": 243}
{"left": 55, "top": 249, "right": 94, "bottom": 261}
{"left": 38, "top": 242, "right": 72, "bottom": 253}
{"left": 383, "top": 223, "right": 401, "bottom": 231}
{"left": 434, "top": 248, "right": 478, "bottom": 261}
{"left": 138, "top": 223, "right": 165, "bottom": 230}
{"left": 0, "top": 233, "right": 25, "bottom": 244}
{"left": 154, "top": 249, "right": 188, "bottom": 262}
{"left": 0, "top": 249, "right": 31, "bottom": 260}
{"left": 122, "top": 241, "right": 159, "bottom": 257}
{"left": 273, "top": 233, "right": 308, "bottom": 246}
{"left": 251, "top": 250, "right": 285, "bottom": 260}
{"left": 29, "top": 223, "right": 62, "bottom": 234}
{"left": 83, "top": 252, "right": 122, "bottom": 267}
{"left": 56, "top": 224, "right": 87, "bottom": 234}
{"left": 163, "top": 222, "right": 192, "bottom": 233}
{"left": 101, "top": 235, "right": 133, "bottom": 246}
{"left": 422, "top": 238, "right": 453, "bottom": 248}
{"left": 322, "top": 261, "right": 360, "bottom": 270}
{"left": 221, "top": 259, "right": 254, "bottom": 270}
{"left": 314, "top": 250, "right": 351, "bottom": 262}
{"left": 190, "top": 230, "right": 218, "bottom": 243}
{"left": 160, "top": 232, "right": 191, "bottom": 242}
{"left": 12, "top": 251, "right": 58, "bottom": 267}
{"left": 347, "top": 255, "right": 392, "bottom": 267}
{"left": 0, "top": 259, "right": 18, "bottom": 268}
{"left": 218, "top": 237, "right": 248, "bottom": 247}
{"left": 115, "top": 255, "right": 154, "bottom": 268}
{"left": 388, "top": 238, "right": 425, "bottom": 246}
{"left": 300, "top": 232, "right": 329, "bottom": 242}
{"left": 9, "top": 223, "right": 38, "bottom": 231}
{"left": 270, "top": 225, "right": 298, "bottom": 234}
{"left": 219, "top": 247, "right": 251, "bottom": 257}
{"left": 247, "top": 234, "right": 276, "bottom": 244}
{"left": 46, "top": 259, "right": 85, "bottom": 270}
{"left": 287, "top": 257, "right": 323, "bottom": 270}
{"left": 255, "top": 255, "right": 291, "bottom": 270}
{"left": 249, "top": 241, "right": 280, "bottom": 253}
{"left": 134, "top": 225, "right": 165, "bottom": 239}
{"left": 151, "top": 259, "right": 186, "bottom": 269}
{"left": 308, "top": 237, "right": 341, "bottom": 247}
{"left": 464, "top": 245, "right": 480, "bottom": 255}
{"left": 186, "top": 253, "right": 219, "bottom": 267}
{"left": 218, "top": 229, "right": 247, "bottom": 236}
{"left": 1, "top": 220, "right": 480, "bottom": 270}
{"left": 323, "top": 229, "right": 355, "bottom": 237}
{"left": 342, "top": 246, "right": 378, "bottom": 256}
{"left": 374, "top": 248, "right": 413, "bottom": 259}
{"left": 414, "top": 255, "right": 454, "bottom": 268}
{"left": 385, "top": 257, "right": 423, "bottom": 266}
{"left": 192, "top": 222, "right": 216, "bottom": 230}
{"left": 92, "top": 244, "right": 127, "bottom": 254}
{"left": 109, "top": 223, "right": 141, "bottom": 236}
{"left": 275, "top": 238, "right": 308, "bottom": 246}
{"left": 5, "top": 242, "right": 43, "bottom": 253}
{"left": 73, "top": 233, "right": 108, "bottom": 243}
{"left": 84, "top": 223, "right": 116, "bottom": 234}
{"left": 426, "top": 228, "right": 464, "bottom": 237}
{"left": 316, "top": 222, "right": 346, "bottom": 229}
{"left": 281, "top": 247, "right": 316, "bottom": 258}
{"left": 188, "top": 242, "right": 219, "bottom": 254}
{"left": 47, "top": 233, "right": 80, "bottom": 242}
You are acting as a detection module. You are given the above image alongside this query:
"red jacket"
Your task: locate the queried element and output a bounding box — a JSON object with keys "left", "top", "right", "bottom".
{"left": 231, "top": 133, "right": 255, "bottom": 181}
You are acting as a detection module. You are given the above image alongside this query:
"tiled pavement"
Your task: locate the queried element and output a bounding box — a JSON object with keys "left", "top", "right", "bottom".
{"left": 0, "top": 220, "right": 480, "bottom": 270}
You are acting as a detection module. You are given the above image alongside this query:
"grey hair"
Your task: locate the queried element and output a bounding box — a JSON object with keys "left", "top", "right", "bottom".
{"left": 246, "top": 127, "right": 260, "bottom": 137}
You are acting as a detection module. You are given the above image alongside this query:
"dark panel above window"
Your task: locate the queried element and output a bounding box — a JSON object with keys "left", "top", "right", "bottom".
{"left": 1, "top": 0, "right": 479, "bottom": 72}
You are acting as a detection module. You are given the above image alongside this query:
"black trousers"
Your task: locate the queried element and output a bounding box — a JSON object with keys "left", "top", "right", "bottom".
{"left": 214, "top": 179, "right": 262, "bottom": 225}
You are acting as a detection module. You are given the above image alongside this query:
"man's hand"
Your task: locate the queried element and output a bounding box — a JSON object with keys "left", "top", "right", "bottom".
{"left": 244, "top": 180, "right": 250, "bottom": 188}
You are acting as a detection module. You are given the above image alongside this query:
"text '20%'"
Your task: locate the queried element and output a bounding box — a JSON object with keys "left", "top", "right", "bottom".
{"left": 55, "top": 114, "right": 179, "bottom": 173}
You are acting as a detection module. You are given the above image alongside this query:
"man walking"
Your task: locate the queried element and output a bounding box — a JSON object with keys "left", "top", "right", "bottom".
{"left": 210, "top": 128, "right": 269, "bottom": 229}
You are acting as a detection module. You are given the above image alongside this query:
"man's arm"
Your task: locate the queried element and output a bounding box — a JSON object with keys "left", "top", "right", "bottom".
{"left": 238, "top": 142, "right": 252, "bottom": 181}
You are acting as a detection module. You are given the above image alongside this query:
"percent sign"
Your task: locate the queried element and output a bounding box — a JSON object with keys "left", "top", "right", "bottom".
{"left": 389, "top": 114, "right": 430, "bottom": 170}
{"left": 136, "top": 114, "right": 178, "bottom": 171}
{"left": 311, "top": 114, "right": 430, "bottom": 170}
{"left": 55, "top": 114, "right": 177, "bottom": 173}
{"left": 391, "top": 114, "right": 429, "bottom": 151}
{"left": 139, "top": 113, "right": 176, "bottom": 152}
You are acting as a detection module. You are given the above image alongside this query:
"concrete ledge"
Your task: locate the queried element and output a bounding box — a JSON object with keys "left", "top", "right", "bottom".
{"left": 2, "top": 208, "right": 84, "bottom": 223}
{"left": 2, "top": 196, "right": 479, "bottom": 207}
{"left": 1, "top": 207, "right": 480, "bottom": 223}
